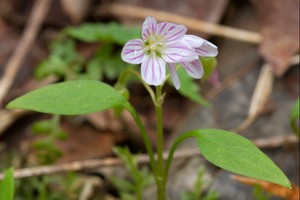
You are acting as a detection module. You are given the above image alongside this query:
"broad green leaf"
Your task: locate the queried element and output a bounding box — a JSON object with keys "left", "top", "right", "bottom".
{"left": 0, "top": 168, "right": 14, "bottom": 200}
{"left": 176, "top": 67, "right": 211, "bottom": 107}
{"left": 7, "top": 80, "right": 127, "bottom": 115}
{"left": 188, "top": 129, "right": 290, "bottom": 188}
{"left": 201, "top": 57, "right": 217, "bottom": 81}
{"left": 65, "top": 22, "right": 140, "bottom": 45}
{"left": 290, "top": 97, "right": 299, "bottom": 137}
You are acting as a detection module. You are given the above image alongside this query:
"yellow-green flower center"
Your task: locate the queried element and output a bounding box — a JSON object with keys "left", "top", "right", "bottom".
{"left": 144, "top": 35, "right": 164, "bottom": 57}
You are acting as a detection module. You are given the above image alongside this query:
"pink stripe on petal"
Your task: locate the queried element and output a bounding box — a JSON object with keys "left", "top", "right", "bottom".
{"left": 141, "top": 55, "right": 166, "bottom": 86}
{"left": 195, "top": 41, "right": 218, "bottom": 57}
{"left": 156, "top": 22, "right": 175, "bottom": 37}
{"left": 163, "top": 42, "right": 198, "bottom": 62}
{"left": 164, "top": 25, "right": 187, "bottom": 42}
{"left": 167, "top": 63, "right": 180, "bottom": 89}
{"left": 121, "top": 39, "right": 145, "bottom": 64}
{"left": 142, "top": 17, "right": 157, "bottom": 40}
{"left": 181, "top": 60, "right": 204, "bottom": 79}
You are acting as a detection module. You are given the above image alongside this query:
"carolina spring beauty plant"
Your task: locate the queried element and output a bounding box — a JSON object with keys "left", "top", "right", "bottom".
{"left": 6, "top": 16, "right": 291, "bottom": 200}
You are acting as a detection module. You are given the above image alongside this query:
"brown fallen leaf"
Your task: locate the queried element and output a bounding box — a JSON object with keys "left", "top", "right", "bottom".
{"left": 60, "top": 0, "right": 93, "bottom": 24}
{"left": 250, "top": 0, "right": 300, "bottom": 76}
{"left": 232, "top": 175, "right": 300, "bottom": 200}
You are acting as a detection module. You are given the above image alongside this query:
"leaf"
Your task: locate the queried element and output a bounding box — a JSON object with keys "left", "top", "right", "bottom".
{"left": 188, "top": 129, "right": 291, "bottom": 188}
{"left": 65, "top": 22, "right": 141, "bottom": 45}
{"left": 0, "top": 168, "right": 14, "bottom": 200}
{"left": 6, "top": 80, "right": 128, "bottom": 115}
{"left": 35, "top": 39, "right": 84, "bottom": 79}
{"left": 32, "top": 120, "right": 53, "bottom": 134}
{"left": 201, "top": 57, "right": 218, "bottom": 81}
{"left": 176, "top": 67, "right": 211, "bottom": 107}
{"left": 109, "top": 176, "right": 134, "bottom": 193}
{"left": 290, "top": 97, "right": 300, "bottom": 137}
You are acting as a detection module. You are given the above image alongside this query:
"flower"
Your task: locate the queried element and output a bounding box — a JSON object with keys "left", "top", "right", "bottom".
{"left": 167, "top": 35, "right": 218, "bottom": 89}
{"left": 121, "top": 16, "right": 197, "bottom": 86}
{"left": 121, "top": 16, "right": 218, "bottom": 89}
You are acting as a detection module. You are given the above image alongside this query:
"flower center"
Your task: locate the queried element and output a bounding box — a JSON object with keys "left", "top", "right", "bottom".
{"left": 144, "top": 35, "right": 164, "bottom": 57}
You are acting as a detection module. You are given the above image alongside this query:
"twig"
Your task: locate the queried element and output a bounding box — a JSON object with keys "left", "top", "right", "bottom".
{"left": 232, "top": 63, "right": 274, "bottom": 132}
{"left": 0, "top": 0, "right": 52, "bottom": 105}
{"left": 0, "top": 134, "right": 297, "bottom": 180}
{"left": 232, "top": 54, "right": 300, "bottom": 132}
{"left": 99, "top": 3, "right": 262, "bottom": 44}
{"left": 253, "top": 134, "right": 298, "bottom": 149}
{"left": 0, "top": 149, "right": 199, "bottom": 180}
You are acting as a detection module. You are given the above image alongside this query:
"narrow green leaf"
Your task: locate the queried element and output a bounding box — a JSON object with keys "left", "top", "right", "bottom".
{"left": 188, "top": 129, "right": 291, "bottom": 188}
{"left": 290, "top": 97, "right": 299, "bottom": 136}
{"left": 65, "top": 22, "right": 140, "bottom": 45}
{"left": 7, "top": 80, "right": 127, "bottom": 115}
{"left": 201, "top": 57, "right": 217, "bottom": 81}
{"left": 176, "top": 67, "right": 211, "bottom": 107}
{"left": 0, "top": 168, "right": 14, "bottom": 200}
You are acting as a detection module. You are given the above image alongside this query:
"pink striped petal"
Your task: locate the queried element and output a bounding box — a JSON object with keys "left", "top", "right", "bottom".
{"left": 181, "top": 60, "right": 204, "bottom": 79}
{"left": 121, "top": 39, "right": 145, "bottom": 64}
{"left": 183, "top": 35, "right": 205, "bottom": 48}
{"left": 167, "top": 63, "right": 180, "bottom": 89}
{"left": 164, "top": 25, "right": 187, "bottom": 43}
{"left": 162, "top": 41, "right": 198, "bottom": 63}
{"left": 195, "top": 40, "right": 218, "bottom": 57}
{"left": 142, "top": 17, "right": 157, "bottom": 40}
{"left": 141, "top": 55, "right": 166, "bottom": 86}
{"left": 155, "top": 22, "right": 174, "bottom": 37}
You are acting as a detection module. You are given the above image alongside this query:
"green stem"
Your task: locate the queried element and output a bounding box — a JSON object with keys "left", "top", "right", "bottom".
{"left": 124, "top": 103, "right": 157, "bottom": 179}
{"left": 155, "top": 86, "right": 166, "bottom": 200}
{"left": 116, "top": 68, "right": 156, "bottom": 103}
{"left": 163, "top": 131, "right": 197, "bottom": 186}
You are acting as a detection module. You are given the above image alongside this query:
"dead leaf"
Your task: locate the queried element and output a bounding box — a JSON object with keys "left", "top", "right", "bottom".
{"left": 56, "top": 121, "right": 127, "bottom": 163}
{"left": 60, "top": 0, "right": 92, "bottom": 24}
{"left": 251, "top": 0, "right": 300, "bottom": 76}
{"left": 232, "top": 175, "right": 300, "bottom": 200}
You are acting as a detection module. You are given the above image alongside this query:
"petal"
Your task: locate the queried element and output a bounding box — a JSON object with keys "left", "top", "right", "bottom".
{"left": 142, "top": 16, "right": 157, "bottom": 40}
{"left": 181, "top": 59, "right": 204, "bottom": 79}
{"left": 183, "top": 35, "right": 218, "bottom": 57}
{"left": 167, "top": 63, "right": 180, "bottom": 89}
{"left": 155, "top": 22, "right": 174, "bottom": 37}
{"left": 121, "top": 39, "right": 145, "bottom": 64}
{"left": 195, "top": 40, "right": 218, "bottom": 57}
{"left": 183, "top": 35, "right": 205, "bottom": 48}
{"left": 163, "top": 25, "right": 187, "bottom": 43}
{"left": 162, "top": 41, "right": 198, "bottom": 63}
{"left": 141, "top": 55, "right": 166, "bottom": 86}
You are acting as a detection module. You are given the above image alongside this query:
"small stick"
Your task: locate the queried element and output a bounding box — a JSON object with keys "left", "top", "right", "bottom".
{"left": 0, "top": 134, "right": 297, "bottom": 180}
{"left": 100, "top": 3, "right": 262, "bottom": 44}
{"left": 232, "top": 54, "right": 300, "bottom": 132}
{"left": 0, "top": 0, "right": 52, "bottom": 104}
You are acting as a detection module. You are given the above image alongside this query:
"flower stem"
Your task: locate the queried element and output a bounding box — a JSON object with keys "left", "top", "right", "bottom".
{"left": 155, "top": 86, "right": 166, "bottom": 200}
{"left": 125, "top": 103, "right": 157, "bottom": 180}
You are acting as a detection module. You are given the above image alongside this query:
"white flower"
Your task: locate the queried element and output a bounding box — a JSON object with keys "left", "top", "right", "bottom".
{"left": 121, "top": 17, "right": 218, "bottom": 89}
{"left": 121, "top": 17, "right": 197, "bottom": 86}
